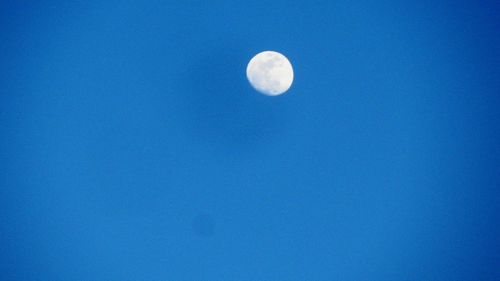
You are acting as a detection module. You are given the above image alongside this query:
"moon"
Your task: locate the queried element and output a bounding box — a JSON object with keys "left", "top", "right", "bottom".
{"left": 246, "top": 51, "right": 294, "bottom": 96}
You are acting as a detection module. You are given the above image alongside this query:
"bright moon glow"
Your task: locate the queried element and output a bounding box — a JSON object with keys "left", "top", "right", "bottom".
{"left": 246, "top": 51, "right": 294, "bottom": 96}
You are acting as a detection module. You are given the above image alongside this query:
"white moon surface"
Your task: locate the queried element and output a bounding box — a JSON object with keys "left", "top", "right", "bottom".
{"left": 246, "top": 51, "right": 294, "bottom": 96}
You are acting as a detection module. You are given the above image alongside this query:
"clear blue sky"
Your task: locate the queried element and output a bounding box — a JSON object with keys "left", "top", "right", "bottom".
{"left": 1, "top": 1, "right": 499, "bottom": 280}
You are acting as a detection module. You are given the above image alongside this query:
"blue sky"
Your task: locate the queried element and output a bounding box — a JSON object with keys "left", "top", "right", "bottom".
{"left": 1, "top": 1, "right": 499, "bottom": 280}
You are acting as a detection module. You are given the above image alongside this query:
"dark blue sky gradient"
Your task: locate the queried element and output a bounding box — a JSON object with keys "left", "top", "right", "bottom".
{"left": 1, "top": 1, "right": 499, "bottom": 280}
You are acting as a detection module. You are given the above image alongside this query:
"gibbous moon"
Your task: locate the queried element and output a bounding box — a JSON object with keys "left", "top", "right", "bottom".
{"left": 246, "top": 51, "right": 294, "bottom": 96}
